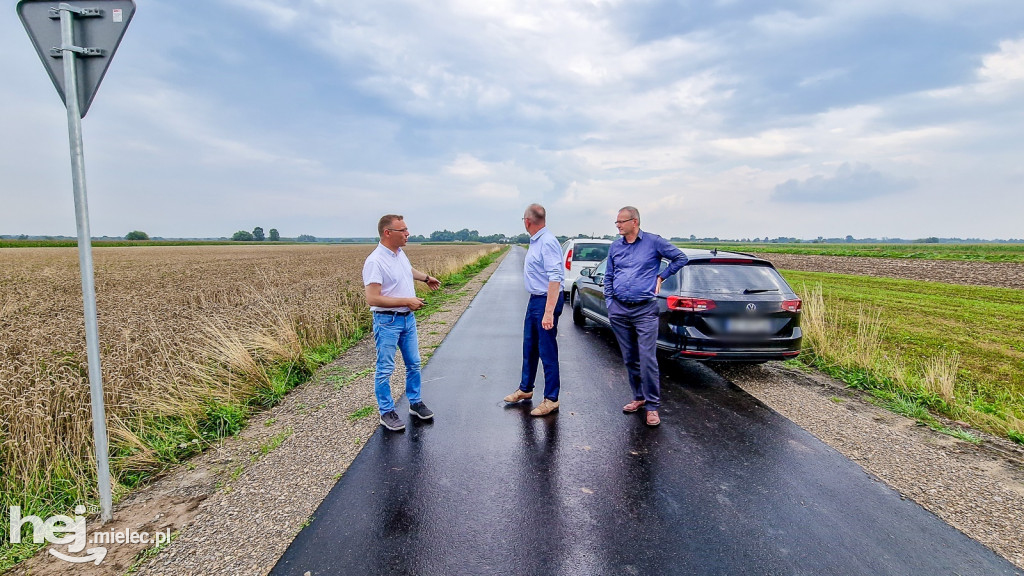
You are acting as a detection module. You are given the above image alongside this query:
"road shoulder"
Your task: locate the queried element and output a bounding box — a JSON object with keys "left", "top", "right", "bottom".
{"left": 725, "top": 363, "right": 1024, "bottom": 570}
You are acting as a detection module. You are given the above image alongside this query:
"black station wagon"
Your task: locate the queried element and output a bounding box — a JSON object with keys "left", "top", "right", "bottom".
{"left": 570, "top": 249, "right": 803, "bottom": 363}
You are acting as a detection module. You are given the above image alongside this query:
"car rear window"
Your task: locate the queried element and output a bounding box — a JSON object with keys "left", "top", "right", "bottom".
{"left": 680, "top": 264, "right": 791, "bottom": 294}
{"left": 573, "top": 243, "right": 610, "bottom": 262}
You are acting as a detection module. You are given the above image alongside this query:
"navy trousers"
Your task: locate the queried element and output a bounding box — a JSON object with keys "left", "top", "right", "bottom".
{"left": 608, "top": 299, "right": 661, "bottom": 410}
{"left": 519, "top": 292, "right": 564, "bottom": 401}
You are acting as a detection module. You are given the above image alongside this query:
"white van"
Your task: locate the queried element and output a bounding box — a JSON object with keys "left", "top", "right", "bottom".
{"left": 560, "top": 238, "right": 613, "bottom": 293}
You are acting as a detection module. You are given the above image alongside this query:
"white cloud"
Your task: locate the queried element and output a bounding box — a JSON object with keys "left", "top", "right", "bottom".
{"left": 445, "top": 154, "right": 492, "bottom": 177}
{"left": 797, "top": 68, "right": 848, "bottom": 88}
{"left": 222, "top": 0, "right": 300, "bottom": 29}
{"left": 711, "top": 130, "right": 813, "bottom": 158}
{"left": 772, "top": 162, "right": 916, "bottom": 203}
{"left": 978, "top": 37, "right": 1024, "bottom": 82}
{"left": 107, "top": 79, "right": 320, "bottom": 171}
{"left": 474, "top": 182, "right": 520, "bottom": 199}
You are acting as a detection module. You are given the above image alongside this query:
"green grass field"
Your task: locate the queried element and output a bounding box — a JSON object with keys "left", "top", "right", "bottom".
{"left": 672, "top": 242, "right": 1024, "bottom": 263}
{"left": 780, "top": 269, "right": 1024, "bottom": 442}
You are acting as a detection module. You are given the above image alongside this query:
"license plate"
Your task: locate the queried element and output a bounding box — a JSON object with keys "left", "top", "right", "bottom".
{"left": 725, "top": 318, "right": 773, "bottom": 333}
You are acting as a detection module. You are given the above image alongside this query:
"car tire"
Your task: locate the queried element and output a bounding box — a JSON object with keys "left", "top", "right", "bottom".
{"left": 572, "top": 290, "right": 585, "bottom": 326}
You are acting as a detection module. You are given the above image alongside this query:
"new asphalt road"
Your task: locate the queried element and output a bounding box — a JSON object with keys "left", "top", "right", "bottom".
{"left": 271, "top": 247, "right": 1017, "bottom": 576}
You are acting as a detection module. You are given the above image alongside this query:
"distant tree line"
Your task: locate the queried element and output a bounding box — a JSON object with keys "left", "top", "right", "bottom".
{"left": 406, "top": 229, "right": 618, "bottom": 244}
{"left": 407, "top": 228, "right": 528, "bottom": 244}
{"left": 231, "top": 227, "right": 280, "bottom": 241}
{"left": 81, "top": 230, "right": 1020, "bottom": 245}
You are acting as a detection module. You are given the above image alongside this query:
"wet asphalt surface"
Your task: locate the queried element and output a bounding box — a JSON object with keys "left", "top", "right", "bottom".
{"left": 272, "top": 247, "right": 1018, "bottom": 576}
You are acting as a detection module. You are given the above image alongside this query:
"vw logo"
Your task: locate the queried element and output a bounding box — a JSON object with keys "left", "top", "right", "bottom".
{"left": 746, "top": 303, "right": 757, "bottom": 312}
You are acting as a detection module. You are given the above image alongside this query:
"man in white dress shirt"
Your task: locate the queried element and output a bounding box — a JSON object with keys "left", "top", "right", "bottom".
{"left": 503, "top": 204, "right": 565, "bottom": 416}
{"left": 363, "top": 214, "right": 441, "bottom": 431}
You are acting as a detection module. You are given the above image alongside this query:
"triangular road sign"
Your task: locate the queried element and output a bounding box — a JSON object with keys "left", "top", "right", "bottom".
{"left": 17, "top": 0, "right": 136, "bottom": 117}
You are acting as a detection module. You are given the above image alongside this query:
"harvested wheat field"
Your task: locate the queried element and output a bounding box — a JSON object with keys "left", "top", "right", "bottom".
{"left": 0, "top": 244, "right": 497, "bottom": 521}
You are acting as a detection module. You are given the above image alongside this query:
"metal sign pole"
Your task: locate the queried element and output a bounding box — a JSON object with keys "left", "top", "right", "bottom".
{"left": 58, "top": 3, "right": 113, "bottom": 522}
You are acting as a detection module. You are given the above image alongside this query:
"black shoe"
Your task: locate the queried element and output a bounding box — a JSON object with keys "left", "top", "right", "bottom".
{"left": 409, "top": 402, "right": 434, "bottom": 420}
{"left": 379, "top": 410, "right": 406, "bottom": 431}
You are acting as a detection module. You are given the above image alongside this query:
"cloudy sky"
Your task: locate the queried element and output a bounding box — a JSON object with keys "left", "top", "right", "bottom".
{"left": 2, "top": 0, "right": 1023, "bottom": 240}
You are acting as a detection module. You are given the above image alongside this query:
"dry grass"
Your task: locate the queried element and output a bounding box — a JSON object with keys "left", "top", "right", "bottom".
{"left": 802, "top": 283, "right": 904, "bottom": 376}
{"left": 797, "top": 280, "right": 1023, "bottom": 441}
{"left": 922, "top": 350, "right": 960, "bottom": 403}
{"left": 0, "top": 243, "right": 497, "bottom": 514}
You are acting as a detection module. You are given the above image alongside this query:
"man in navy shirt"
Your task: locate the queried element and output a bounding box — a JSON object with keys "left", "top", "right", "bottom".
{"left": 605, "top": 206, "right": 688, "bottom": 426}
{"left": 504, "top": 203, "right": 565, "bottom": 416}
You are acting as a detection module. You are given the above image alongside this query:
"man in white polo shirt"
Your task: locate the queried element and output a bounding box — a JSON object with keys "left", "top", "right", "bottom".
{"left": 363, "top": 214, "right": 441, "bottom": 431}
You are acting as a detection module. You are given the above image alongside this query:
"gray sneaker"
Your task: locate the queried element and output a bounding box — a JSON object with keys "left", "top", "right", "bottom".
{"left": 409, "top": 402, "right": 434, "bottom": 420}
{"left": 379, "top": 410, "right": 405, "bottom": 431}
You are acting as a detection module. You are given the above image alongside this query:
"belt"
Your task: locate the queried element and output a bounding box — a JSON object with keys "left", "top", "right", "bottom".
{"left": 373, "top": 310, "right": 412, "bottom": 316}
{"left": 615, "top": 298, "right": 654, "bottom": 308}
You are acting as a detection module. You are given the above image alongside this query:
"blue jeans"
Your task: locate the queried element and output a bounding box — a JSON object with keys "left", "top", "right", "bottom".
{"left": 520, "top": 293, "right": 564, "bottom": 401}
{"left": 372, "top": 312, "right": 422, "bottom": 414}
{"left": 608, "top": 299, "right": 661, "bottom": 410}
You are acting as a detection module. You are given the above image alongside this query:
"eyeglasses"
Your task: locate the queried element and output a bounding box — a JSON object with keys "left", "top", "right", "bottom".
{"left": 386, "top": 228, "right": 409, "bottom": 234}
{"left": 614, "top": 218, "right": 636, "bottom": 225}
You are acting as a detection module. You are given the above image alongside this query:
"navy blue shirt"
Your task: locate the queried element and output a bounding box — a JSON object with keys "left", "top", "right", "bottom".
{"left": 605, "top": 230, "right": 688, "bottom": 304}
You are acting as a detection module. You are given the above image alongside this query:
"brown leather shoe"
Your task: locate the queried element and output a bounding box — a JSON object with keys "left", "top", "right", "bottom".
{"left": 623, "top": 399, "right": 646, "bottom": 413}
{"left": 530, "top": 398, "right": 559, "bottom": 416}
{"left": 504, "top": 389, "right": 533, "bottom": 403}
{"left": 645, "top": 410, "right": 661, "bottom": 427}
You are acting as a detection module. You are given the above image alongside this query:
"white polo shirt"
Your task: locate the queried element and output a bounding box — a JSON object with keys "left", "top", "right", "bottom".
{"left": 362, "top": 243, "right": 416, "bottom": 312}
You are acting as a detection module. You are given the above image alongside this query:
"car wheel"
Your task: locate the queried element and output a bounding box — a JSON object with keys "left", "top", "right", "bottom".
{"left": 572, "top": 290, "right": 585, "bottom": 326}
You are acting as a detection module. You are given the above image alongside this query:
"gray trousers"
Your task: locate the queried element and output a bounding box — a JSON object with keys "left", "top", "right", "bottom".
{"left": 608, "top": 299, "right": 661, "bottom": 410}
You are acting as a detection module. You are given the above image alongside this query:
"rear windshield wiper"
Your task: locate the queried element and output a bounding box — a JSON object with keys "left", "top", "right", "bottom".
{"left": 743, "top": 288, "right": 779, "bottom": 294}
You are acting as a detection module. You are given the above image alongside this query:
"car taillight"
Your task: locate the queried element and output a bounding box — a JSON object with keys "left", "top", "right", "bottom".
{"left": 667, "top": 296, "right": 716, "bottom": 311}
{"left": 781, "top": 299, "right": 802, "bottom": 312}
{"left": 679, "top": 350, "right": 717, "bottom": 357}
{"left": 709, "top": 258, "right": 753, "bottom": 264}
{"left": 565, "top": 249, "right": 572, "bottom": 270}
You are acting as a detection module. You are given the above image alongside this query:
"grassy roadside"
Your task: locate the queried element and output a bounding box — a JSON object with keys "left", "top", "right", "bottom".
{"left": 414, "top": 246, "right": 504, "bottom": 317}
{"left": 780, "top": 269, "right": 1024, "bottom": 445}
{"left": 672, "top": 242, "right": 1024, "bottom": 263}
{"left": 0, "top": 246, "right": 507, "bottom": 572}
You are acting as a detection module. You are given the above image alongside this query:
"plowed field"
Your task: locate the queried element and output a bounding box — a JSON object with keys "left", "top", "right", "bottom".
{"left": 758, "top": 253, "right": 1024, "bottom": 290}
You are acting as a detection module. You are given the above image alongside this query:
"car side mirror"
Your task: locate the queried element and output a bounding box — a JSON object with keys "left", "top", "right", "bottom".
{"left": 594, "top": 273, "right": 604, "bottom": 286}
{"left": 581, "top": 267, "right": 593, "bottom": 277}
